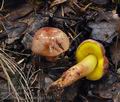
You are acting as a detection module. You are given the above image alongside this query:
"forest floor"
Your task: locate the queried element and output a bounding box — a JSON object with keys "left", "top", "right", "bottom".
{"left": 0, "top": 0, "right": 120, "bottom": 102}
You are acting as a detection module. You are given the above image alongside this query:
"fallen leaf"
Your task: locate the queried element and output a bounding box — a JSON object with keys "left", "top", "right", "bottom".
{"left": 50, "top": 0, "right": 67, "bottom": 7}
{"left": 6, "top": 4, "right": 33, "bottom": 21}
{"left": 88, "top": 21, "right": 117, "bottom": 43}
{"left": 111, "top": 40, "right": 120, "bottom": 67}
{"left": 91, "top": 0, "right": 109, "bottom": 5}
{"left": 5, "top": 22, "right": 27, "bottom": 44}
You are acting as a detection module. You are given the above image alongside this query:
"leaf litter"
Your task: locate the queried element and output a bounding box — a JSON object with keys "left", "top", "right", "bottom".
{"left": 0, "top": 0, "right": 120, "bottom": 102}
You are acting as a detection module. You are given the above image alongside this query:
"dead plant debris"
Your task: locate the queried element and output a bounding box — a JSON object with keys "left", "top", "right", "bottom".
{"left": 0, "top": 0, "right": 120, "bottom": 102}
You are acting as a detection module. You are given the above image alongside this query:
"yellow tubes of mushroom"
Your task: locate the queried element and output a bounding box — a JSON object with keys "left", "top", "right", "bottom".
{"left": 49, "top": 39, "right": 109, "bottom": 90}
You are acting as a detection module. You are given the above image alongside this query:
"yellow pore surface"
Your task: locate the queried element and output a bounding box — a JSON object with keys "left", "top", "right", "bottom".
{"left": 75, "top": 40, "right": 105, "bottom": 80}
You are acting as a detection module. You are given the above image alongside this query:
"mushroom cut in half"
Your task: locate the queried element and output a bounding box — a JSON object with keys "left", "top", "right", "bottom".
{"left": 31, "top": 27, "right": 70, "bottom": 61}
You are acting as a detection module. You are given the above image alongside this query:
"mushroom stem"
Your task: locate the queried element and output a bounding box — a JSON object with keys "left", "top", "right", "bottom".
{"left": 49, "top": 55, "right": 97, "bottom": 89}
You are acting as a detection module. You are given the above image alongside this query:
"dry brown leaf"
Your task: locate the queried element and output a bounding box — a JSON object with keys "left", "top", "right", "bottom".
{"left": 50, "top": 0, "right": 67, "bottom": 7}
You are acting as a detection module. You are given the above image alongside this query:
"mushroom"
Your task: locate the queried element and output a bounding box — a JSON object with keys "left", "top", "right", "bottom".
{"left": 49, "top": 39, "right": 109, "bottom": 90}
{"left": 31, "top": 27, "right": 70, "bottom": 61}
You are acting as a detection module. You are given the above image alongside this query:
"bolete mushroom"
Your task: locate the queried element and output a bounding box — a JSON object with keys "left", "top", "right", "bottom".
{"left": 49, "top": 39, "right": 109, "bottom": 89}
{"left": 31, "top": 27, "right": 70, "bottom": 61}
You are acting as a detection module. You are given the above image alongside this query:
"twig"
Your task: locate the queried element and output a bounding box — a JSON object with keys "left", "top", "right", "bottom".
{"left": 0, "top": 48, "right": 34, "bottom": 102}
{"left": 0, "top": 60, "right": 20, "bottom": 102}
{"left": 3, "top": 48, "right": 31, "bottom": 57}
{"left": 38, "top": 13, "right": 83, "bottom": 21}
{"left": 0, "top": 0, "right": 4, "bottom": 11}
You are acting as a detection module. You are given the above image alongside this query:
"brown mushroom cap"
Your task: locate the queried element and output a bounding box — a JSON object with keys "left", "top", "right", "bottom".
{"left": 31, "top": 27, "right": 70, "bottom": 57}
